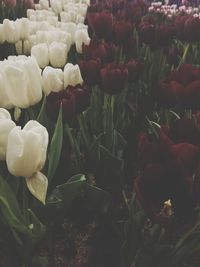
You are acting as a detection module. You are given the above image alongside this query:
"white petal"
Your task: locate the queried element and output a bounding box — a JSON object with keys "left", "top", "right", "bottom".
{"left": 26, "top": 172, "right": 48, "bottom": 204}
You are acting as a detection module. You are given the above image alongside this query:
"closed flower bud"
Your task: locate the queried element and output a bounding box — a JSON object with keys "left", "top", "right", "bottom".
{"left": 78, "top": 58, "right": 101, "bottom": 86}
{"left": 0, "top": 108, "right": 16, "bottom": 160}
{"left": 31, "top": 43, "right": 49, "bottom": 68}
{"left": 17, "top": 18, "right": 30, "bottom": 40}
{"left": 3, "top": 57, "right": 42, "bottom": 108}
{"left": 75, "top": 29, "right": 91, "bottom": 54}
{"left": 87, "top": 11, "right": 113, "bottom": 39}
{"left": 51, "top": 0, "right": 62, "bottom": 14}
{"left": 49, "top": 42, "right": 68, "bottom": 68}
{"left": 3, "top": 19, "right": 20, "bottom": 44}
{"left": 42, "top": 66, "right": 64, "bottom": 95}
{"left": 100, "top": 63, "right": 128, "bottom": 94}
{"left": 64, "top": 63, "right": 83, "bottom": 88}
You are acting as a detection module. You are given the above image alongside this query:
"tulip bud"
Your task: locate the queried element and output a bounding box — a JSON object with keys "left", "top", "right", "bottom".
{"left": 51, "top": 0, "right": 62, "bottom": 14}
{"left": 42, "top": 66, "right": 64, "bottom": 95}
{"left": 64, "top": 63, "right": 83, "bottom": 88}
{"left": 3, "top": 56, "right": 42, "bottom": 108}
{"left": 17, "top": 18, "right": 30, "bottom": 40}
{"left": 39, "top": 0, "right": 49, "bottom": 9}
{"left": 31, "top": 43, "right": 49, "bottom": 68}
{"left": 75, "top": 29, "right": 91, "bottom": 54}
{"left": 49, "top": 42, "right": 68, "bottom": 68}
{"left": 0, "top": 108, "right": 16, "bottom": 160}
{"left": 3, "top": 19, "right": 20, "bottom": 44}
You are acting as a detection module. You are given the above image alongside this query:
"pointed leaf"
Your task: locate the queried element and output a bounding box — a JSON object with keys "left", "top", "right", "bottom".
{"left": 47, "top": 105, "right": 63, "bottom": 182}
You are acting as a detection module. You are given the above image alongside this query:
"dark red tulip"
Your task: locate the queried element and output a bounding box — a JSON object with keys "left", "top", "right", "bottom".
{"left": 46, "top": 85, "right": 89, "bottom": 122}
{"left": 174, "top": 15, "right": 190, "bottom": 41}
{"left": 78, "top": 59, "right": 101, "bottom": 86}
{"left": 82, "top": 39, "right": 117, "bottom": 64}
{"left": 87, "top": 11, "right": 113, "bottom": 39}
{"left": 112, "top": 20, "right": 133, "bottom": 44}
{"left": 126, "top": 59, "right": 144, "bottom": 82}
{"left": 100, "top": 63, "right": 128, "bottom": 94}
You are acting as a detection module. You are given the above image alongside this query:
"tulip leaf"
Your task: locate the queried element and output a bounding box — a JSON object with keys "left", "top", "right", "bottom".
{"left": 47, "top": 174, "right": 110, "bottom": 215}
{"left": 0, "top": 175, "right": 30, "bottom": 237}
{"left": 47, "top": 105, "right": 63, "bottom": 182}
{"left": 27, "top": 209, "right": 46, "bottom": 242}
{"left": 37, "top": 97, "right": 48, "bottom": 127}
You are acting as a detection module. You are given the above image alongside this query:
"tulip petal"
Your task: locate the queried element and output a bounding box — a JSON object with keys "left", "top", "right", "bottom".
{"left": 25, "top": 172, "right": 48, "bottom": 204}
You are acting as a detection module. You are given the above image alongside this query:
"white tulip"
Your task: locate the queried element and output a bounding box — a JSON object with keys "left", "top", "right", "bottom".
{"left": 6, "top": 120, "right": 49, "bottom": 204}
{"left": 2, "top": 57, "right": 42, "bottom": 108}
{"left": 0, "top": 25, "right": 5, "bottom": 44}
{"left": 31, "top": 43, "right": 49, "bottom": 68}
{"left": 17, "top": 18, "right": 30, "bottom": 40}
{"left": 74, "top": 28, "right": 90, "bottom": 53}
{"left": 39, "top": 0, "right": 49, "bottom": 9}
{"left": 27, "top": 9, "right": 35, "bottom": 19}
{"left": 51, "top": 0, "right": 63, "bottom": 14}
{"left": 15, "top": 40, "right": 31, "bottom": 55}
{"left": 49, "top": 42, "right": 68, "bottom": 68}
{"left": 64, "top": 63, "right": 83, "bottom": 88}
{"left": 0, "top": 108, "right": 15, "bottom": 160}
{"left": 46, "top": 16, "right": 58, "bottom": 26}
{"left": 42, "top": 66, "right": 64, "bottom": 95}
{"left": 3, "top": 19, "right": 20, "bottom": 43}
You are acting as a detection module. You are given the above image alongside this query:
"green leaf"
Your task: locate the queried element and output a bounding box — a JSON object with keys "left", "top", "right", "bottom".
{"left": 99, "top": 145, "right": 123, "bottom": 169}
{"left": 0, "top": 175, "right": 30, "bottom": 237}
{"left": 47, "top": 105, "right": 63, "bottom": 182}
{"left": 37, "top": 96, "right": 48, "bottom": 126}
{"left": 47, "top": 174, "right": 86, "bottom": 206}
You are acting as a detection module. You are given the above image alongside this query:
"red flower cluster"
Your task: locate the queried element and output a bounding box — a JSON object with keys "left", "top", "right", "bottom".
{"left": 158, "top": 64, "right": 200, "bottom": 109}
{"left": 174, "top": 15, "right": 200, "bottom": 43}
{"left": 135, "top": 122, "right": 200, "bottom": 224}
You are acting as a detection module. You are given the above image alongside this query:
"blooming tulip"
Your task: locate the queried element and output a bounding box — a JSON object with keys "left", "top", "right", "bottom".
{"left": 64, "top": 63, "right": 83, "bottom": 88}
{"left": 17, "top": 18, "right": 30, "bottom": 40}
{"left": 6, "top": 120, "right": 49, "bottom": 204}
{"left": 42, "top": 66, "right": 64, "bottom": 95}
{"left": 0, "top": 108, "right": 15, "bottom": 160}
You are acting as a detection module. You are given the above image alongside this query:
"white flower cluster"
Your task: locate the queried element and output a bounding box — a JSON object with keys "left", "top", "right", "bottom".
{"left": 148, "top": 2, "right": 200, "bottom": 18}
{"left": 0, "top": 0, "right": 91, "bottom": 68}
{"left": 0, "top": 54, "right": 83, "bottom": 108}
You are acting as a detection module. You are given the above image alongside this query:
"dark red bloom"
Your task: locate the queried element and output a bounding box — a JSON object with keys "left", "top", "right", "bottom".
{"left": 174, "top": 15, "right": 190, "bottom": 41}
{"left": 78, "top": 59, "right": 101, "bottom": 86}
{"left": 46, "top": 85, "right": 89, "bottom": 122}
{"left": 82, "top": 39, "right": 117, "bottom": 64}
{"left": 112, "top": 20, "right": 133, "bottom": 45}
{"left": 100, "top": 63, "right": 128, "bottom": 94}
{"left": 126, "top": 59, "right": 144, "bottom": 82}
{"left": 158, "top": 64, "right": 200, "bottom": 108}
{"left": 87, "top": 11, "right": 113, "bottom": 39}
